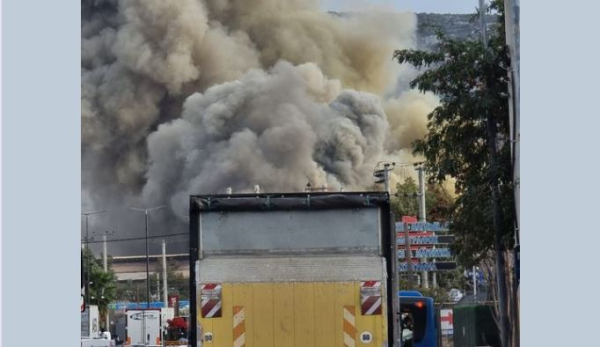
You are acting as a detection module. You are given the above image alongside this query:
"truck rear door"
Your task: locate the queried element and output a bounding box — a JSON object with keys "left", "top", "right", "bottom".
{"left": 189, "top": 192, "right": 398, "bottom": 346}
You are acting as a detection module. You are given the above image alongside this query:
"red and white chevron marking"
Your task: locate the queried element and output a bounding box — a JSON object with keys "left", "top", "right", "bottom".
{"left": 200, "top": 283, "right": 222, "bottom": 318}
{"left": 343, "top": 306, "right": 357, "bottom": 347}
{"left": 233, "top": 306, "right": 246, "bottom": 347}
{"left": 360, "top": 281, "right": 382, "bottom": 315}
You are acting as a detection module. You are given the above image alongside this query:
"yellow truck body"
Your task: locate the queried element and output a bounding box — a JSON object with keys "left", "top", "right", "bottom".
{"left": 199, "top": 281, "right": 386, "bottom": 347}
{"left": 190, "top": 192, "right": 399, "bottom": 347}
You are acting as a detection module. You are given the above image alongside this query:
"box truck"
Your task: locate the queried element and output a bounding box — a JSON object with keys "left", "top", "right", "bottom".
{"left": 125, "top": 309, "right": 163, "bottom": 346}
{"left": 189, "top": 191, "right": 399, "bottom": 347}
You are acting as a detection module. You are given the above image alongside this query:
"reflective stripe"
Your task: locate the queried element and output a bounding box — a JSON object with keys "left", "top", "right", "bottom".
{"left": 233, "top": 306, "right": 246, "bottom": 347}
{"left": 343, "top": 306, "right": 356, "bottom": 347}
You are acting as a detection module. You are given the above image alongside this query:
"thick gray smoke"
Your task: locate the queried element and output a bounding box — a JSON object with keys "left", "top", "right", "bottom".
{"left": 81, "top": 0, "right": 439, "bottom": 254}
{"left": 143, "top": 61, "right": 392, "bottom": 218}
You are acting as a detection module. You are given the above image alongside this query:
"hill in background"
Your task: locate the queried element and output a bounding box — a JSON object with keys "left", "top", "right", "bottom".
{"left": 416, "top": 13, "right": 499, "bottom": 48}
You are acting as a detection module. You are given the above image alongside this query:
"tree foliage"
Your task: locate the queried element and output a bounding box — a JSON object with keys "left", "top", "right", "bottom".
{"left": 83, "top": 248, "right": 117, "bottom": 326}
{"left": 391, "top": 177, "right": 453, "bottom": 222}
{"left": 114, "top": 258, "right": 190, "bottom": 303}
{"left": 156, "top": 258, "right": 190, "bottom": 300}
{"left": 391, "top": 177, "right": 419, "bottom": 217}
{"left": 393, "top": 0, "right": 514, "bottom": 267}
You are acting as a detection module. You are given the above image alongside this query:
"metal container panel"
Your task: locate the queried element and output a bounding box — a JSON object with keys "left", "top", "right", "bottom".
{"left": 198, "top": 281, "right": 387, "bottom": 347}
{"left": 196, "top": 256, "right": 386, "bottom": 283}
{"left": 200, "top": 209, "right": 381, "bottom": 255}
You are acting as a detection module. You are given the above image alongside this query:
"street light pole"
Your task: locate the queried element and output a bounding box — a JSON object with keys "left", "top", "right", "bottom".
{"left": 129, "top": 206, "right": 166, "bottom": 310}
{"left": 130, "top": 206, "right": 165, "bottom": 347}
{"left": 82, "top": 210, "right": 106, "bottom": 306}
{"left": 144, "top": 210, "right": 149, "bottom": 308}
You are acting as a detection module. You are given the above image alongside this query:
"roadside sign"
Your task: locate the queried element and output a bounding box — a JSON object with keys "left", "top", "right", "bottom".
{"left": 398, "top": 248, "right": 452, "bottom": 258}
{"left": 440, "top": 309, "right": 454, "bottom": 335}
{"left": 397, "top": 232, "right": 434, "bottom": 249}
{"left": 396, "top": 222, "right": 449, "bottom": 232}
{"left": 401, "top": 216, "right": 418, "bottom": 223}
{"left": 398, "top": 261, "right": 457, "bottom": 272}
{"left": 397, "top": 234, "right": 455, "bottom": 245}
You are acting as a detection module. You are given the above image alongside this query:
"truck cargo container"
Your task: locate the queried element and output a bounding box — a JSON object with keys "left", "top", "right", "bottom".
{"left": 189, "top": 191, "right": 399, "bottom": 347}
{"left": 125, "top": 309, "right": 163, "bottom": 346}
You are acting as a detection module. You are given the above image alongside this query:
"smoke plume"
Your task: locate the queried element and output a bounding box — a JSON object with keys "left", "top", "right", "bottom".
{"left": 81, "top": 0, "right": 439, "bottom": 253}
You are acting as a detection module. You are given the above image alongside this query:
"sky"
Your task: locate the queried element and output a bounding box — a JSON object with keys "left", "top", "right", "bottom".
{"left": 322, "top": 0, "right": 479, "bottom": 14}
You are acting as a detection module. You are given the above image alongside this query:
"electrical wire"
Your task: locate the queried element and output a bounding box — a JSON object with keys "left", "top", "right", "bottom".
{"left": 373, "top": 160, "right": 424, "bottom": 171}
{"left": 82, "top": 232, "right": 188, "bottom": 244}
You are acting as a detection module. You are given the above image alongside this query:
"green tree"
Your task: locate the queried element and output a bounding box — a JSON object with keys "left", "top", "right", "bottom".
{"left": 391, "top": 177, "right": 453, "bottom": 221}
{"left": 394, "top": 1, "right": 514, "bottom": 265}
{"left": 83, "top": 248, "right": 117, "bottom": 327}
{"left": 393, "top": 1, "right": 516, "bottom": 345}
{"left": 156, "top": 258, "right": 190, "bottom": 301}
{"left": 425, "top": 183, "right": 454, "bottom": 222}
{"left": 391, "top": 177, "right": 419, "bottom": 217}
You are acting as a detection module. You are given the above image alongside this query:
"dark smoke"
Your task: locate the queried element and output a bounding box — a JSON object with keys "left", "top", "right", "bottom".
{"left": 81, "top": 0, "right": 438, "bottom": 254}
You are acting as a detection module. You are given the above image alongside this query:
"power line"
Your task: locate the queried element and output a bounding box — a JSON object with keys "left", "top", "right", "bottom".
{"left": 373, "top": 160, "right": 424, "bottom": 171}
{"left": 82, "top": 233, "right": 188, "bottom": 244}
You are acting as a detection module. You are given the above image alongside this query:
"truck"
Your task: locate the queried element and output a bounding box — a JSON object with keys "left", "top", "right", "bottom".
{"left": 124, "top": 307, "right": 174, "bottom": 346}
{"left": 189, "top": 191, "right": 400, "bottom": 347}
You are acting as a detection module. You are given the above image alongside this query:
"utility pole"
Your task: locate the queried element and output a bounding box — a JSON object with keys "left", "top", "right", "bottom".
{"left": 487, "top": 66, "right": 511, "bottom": 347}
{"left": 154, "top": 237, "right": 181, "bottom": 309}
{"left": 162, "top": 240, "right": 168, "bottom": 308}
{"left": 473, "top": 266, "right": 478, "bottom": 296}
{"left": 504, "top": 0, "right": 520, "bottom": 252}
{"left": 156, "top": 273, "right": 161, "bottom": 304}
{"left": 403, "top": 222, "right": 414, "bottom": 289}
{"left": 103, "top": 235, "right": 108, "bottom": 271}
{"left": 479, "top": 0, "right": 488, "bottom": 49}
{"left": 383, "top": 164, "right": 391, "bottom": 194}
{"left": 373, "top": 163, "right": 394, "bottom": 195}
{"left": 416, "top": 166, "right": 429, "bottom": 289}
{"left": 93, "top": 230, "right": 115, "bottom": 272}
{"left": 93, "top": 229, "right": 115, "bottom": 329}
{"left": 417, "top": 168, "right": 426, "bottom": 229}
{"left": 81, "top": 210, "right": 106, "bottom": 306}
{"left": 479, "top": 2, "right": 510, "bottom": 345}
{"left": 503, "top": 1, "right": 521, "bottom": 345}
